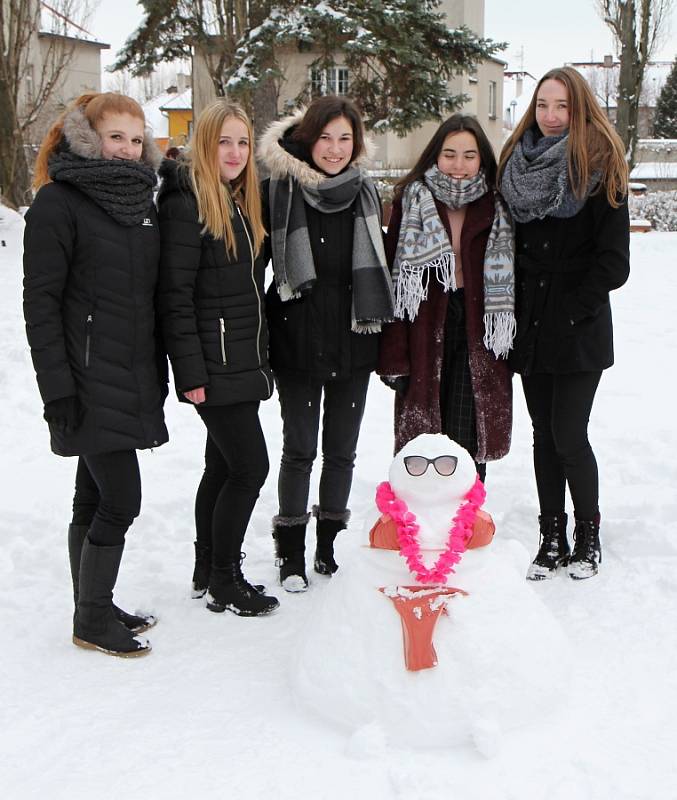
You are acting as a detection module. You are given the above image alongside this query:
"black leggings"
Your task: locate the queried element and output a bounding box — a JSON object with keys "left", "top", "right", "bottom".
{"left": 521, "top": 371, "right": 602, "bottom": 521}
{"left": 195, "top": 402, "right": 269, "bottom": 566}
{"left": 71, "top": 450, "right": 142, "bottom": 546}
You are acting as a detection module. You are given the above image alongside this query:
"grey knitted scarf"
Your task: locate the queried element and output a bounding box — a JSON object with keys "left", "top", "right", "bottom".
{"left": 393, "top": 165, "right": 516, "bottom": 358}
{"left": 268, "top": 165, "right": 394, "bottom": 333}
{"left": 500, "top": 128, "right": 597, "bottom": 223}
{"left": 49, "top": 152, "right": 156, "bottom": 226}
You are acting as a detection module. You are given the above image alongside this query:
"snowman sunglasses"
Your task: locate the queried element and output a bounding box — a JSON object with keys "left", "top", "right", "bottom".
{"left": 403, "top": 455, "right": 458, "bottom": 477}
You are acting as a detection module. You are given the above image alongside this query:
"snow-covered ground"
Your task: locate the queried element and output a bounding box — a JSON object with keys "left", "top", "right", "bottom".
{"left": 2, "top": 206, "right": 675, "bottom": 799}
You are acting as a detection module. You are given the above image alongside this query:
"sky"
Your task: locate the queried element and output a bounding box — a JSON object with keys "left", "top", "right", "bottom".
{"left": 88, "top": 0, "right": 676, "bottom": 78}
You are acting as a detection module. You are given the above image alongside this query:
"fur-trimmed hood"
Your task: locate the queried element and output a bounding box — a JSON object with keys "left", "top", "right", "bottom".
{"left": 61, "top": 105, "right": 163, "bottom": 170}
{"left": 257, "top": 108, "right": 376, "bottom": 188}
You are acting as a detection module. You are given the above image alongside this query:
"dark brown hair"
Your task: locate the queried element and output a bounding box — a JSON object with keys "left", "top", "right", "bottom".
{"left": 394, "top": 114, "right": 497, "bottom": 200}
{"left": 498, "top": 66, "right": 628, "bottom": 206}
{"left": 292, "top": 95, "right": 366, "bottom": 162}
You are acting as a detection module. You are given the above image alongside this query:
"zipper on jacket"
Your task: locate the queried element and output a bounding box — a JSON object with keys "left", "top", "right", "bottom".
{"left": 219, "top": 317, "right": 227, "bottom": 365}
{"left": 85, "top": 314, "right": 93, "bottom": 367}
{"left": 236, "top": 205, "right": 271, "bottom": 395}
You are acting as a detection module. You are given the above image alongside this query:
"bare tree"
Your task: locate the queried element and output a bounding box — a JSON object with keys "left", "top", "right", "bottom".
{"left": 0, "top": 0, "right": 92, "bottom": 207}
{"left": 597, "top": 0, "right": 673, "bottom": 166}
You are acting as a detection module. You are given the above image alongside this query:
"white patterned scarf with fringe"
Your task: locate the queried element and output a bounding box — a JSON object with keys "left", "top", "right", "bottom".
{"left": 392, "top": 165, "right": 516, "bottom": 358}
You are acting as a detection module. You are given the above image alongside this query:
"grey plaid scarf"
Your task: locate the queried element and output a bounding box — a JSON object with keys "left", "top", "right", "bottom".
{"left": 393, "top": 165, "right": 516, "bottom": 358}
{"left": 268, "top": 165, "right": 394, "bottom": 333}
{"left": 500, "top": 128, "right": 597, "bottom": 223}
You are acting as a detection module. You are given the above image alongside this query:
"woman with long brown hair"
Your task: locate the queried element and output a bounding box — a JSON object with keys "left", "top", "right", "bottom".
{"left": 378, "top": 113, "right": 514, "bottom": 480}
{"left": 498, "top": 66, "right": 630, "bottom": 580}
{"left": 24, "top": 92, "right": 168, "bottom": 657}
{"left": 157, "top": 100, "right": 279, "bottom": 616}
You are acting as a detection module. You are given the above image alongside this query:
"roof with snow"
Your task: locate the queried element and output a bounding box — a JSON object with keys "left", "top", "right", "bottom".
{"left": 630, "top": 162, "right": 677, "bottom": 179}
{"left": 143, "top": 89, "right": 193, "bottom": 139}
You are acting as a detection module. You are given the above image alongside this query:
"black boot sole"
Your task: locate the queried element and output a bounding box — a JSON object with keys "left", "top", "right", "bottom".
{"left": 206, "top": 599, "right": 279, "bottom": 616}
{"left": 72, "top": 634, "right": 152, "bottom": 658}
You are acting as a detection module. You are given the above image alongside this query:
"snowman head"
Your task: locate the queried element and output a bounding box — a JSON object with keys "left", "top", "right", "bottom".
{"left": 389, "top": 433, "right": 478, "bottom": 512}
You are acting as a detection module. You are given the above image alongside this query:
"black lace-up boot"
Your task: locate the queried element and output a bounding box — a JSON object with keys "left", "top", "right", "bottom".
{"left": 567, "top": 516, "right": 601, "bottom": 580}
{"left": 206, "top": 560, "right": 279, "bottom": 616}
{"left": 526, "top": 514, "right": 570, "bottom": 581}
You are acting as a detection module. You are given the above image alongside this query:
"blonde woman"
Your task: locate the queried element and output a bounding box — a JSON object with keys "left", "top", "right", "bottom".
{"left": 23, "top": 92, "right": 168, "bottom": 657}
{"left": 498, "top": 67, "right": 630, "bottom": 581}
{"left": 157, "top": 101, "right": 279, "bottom": 616}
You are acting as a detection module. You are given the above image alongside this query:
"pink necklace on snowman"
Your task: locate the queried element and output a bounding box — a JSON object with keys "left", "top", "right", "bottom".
{"left": 375, "top": 476, "right": 486, "bottom": 584}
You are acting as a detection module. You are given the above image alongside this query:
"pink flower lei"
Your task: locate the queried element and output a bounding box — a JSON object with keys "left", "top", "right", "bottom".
{"left": 375, "top": 476, "right": 486, "bottom": 584}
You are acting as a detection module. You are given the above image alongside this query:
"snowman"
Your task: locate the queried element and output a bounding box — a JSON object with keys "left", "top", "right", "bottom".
{"left": 291, "top": 434, "right": 572, "bottom": 754}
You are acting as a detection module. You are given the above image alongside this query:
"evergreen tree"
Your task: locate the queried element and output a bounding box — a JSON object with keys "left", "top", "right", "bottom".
{"left": 653, "top": 57, "right": 677, "bottom": 138}
{"left": 113, "top": 1, "right": 504, "bottom": 135}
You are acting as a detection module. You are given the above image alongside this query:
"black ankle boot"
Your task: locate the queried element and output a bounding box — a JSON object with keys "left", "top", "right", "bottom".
{"left": 526, "top": 514, "right": 570, "bottom": 581}
{"left": 191, "top": 541, "right": 211, "bottom": 598}
{"left": 206, "top": 560, "right": 279, "bottom": 616}
{"left": 68, "top": 524, "right": 156, "bottom": 633}
{"left": 73, "top": 540, "right": 151, "bottom": 657}
{"left": 567, "top": 516, "right": 602, "bottom": 580}
{"left": 273, "top": 517, "right": 309, "bottom": 592}
{"left": 314, "top": 516, "right": 346, "bottom": 576}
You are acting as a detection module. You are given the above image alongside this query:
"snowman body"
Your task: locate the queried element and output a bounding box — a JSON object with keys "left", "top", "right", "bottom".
{"left": 291, "top": 434, "right": 572, "bottom": 751}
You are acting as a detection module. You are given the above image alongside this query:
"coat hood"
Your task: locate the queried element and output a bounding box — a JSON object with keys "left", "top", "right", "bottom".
{"left": 257, "top": 108, "right": 376, "bottom": 188}
{"left": 61, "top": 105, "right": 162, "bottom": 170}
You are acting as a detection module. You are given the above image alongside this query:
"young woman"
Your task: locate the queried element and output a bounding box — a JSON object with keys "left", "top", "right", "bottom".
{"left": 259, "top": 95, "right": 394, "bottom": 592}
{"left": 157, "top": 100, "right": 279, "bottom": 616}
{"left": 378, "top": 114, "right": 514, "bottom": 481}
{"left": 23, "top": 93, "right": 169, "bottom": 657}
{"left": 498, "top": 67, "right": 630, "bottom": 580}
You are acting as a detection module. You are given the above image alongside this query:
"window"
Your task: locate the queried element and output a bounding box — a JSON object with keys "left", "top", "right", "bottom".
{"left": 310, "top": 66, "right": 349, "bottom": 97}
{"left": 488, "top": 80, "right": 497, "bottom": 119}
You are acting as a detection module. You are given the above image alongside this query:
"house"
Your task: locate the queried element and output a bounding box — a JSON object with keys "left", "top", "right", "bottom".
{"left": 143, "top": 76, "right": 193, "bottom": 152}
{"left": 21, "top": 2, "right": 109, "bottom": 143}
{"left": 503, "top": 70, "right": 538, "bottom": 135}
{"left": 192, "top": 0, "right": 506, "bottom": 163}
{"left": 568, "top": 57, "right": 672, "bottom": 137}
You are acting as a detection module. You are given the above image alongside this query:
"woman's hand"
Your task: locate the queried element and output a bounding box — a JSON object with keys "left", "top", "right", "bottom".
{"left": 183, "top": 387, "right": 206, "bottom": 404}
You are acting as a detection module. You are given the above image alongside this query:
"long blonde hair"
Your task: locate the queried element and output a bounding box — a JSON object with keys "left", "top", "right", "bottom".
{"left": 498, "top": 66, "right": 628, "bottom": 207}
{"left": 186, "top": 100, "right": 265, "bottom": 257}
{"left": 33, "top": 92, "right": 145, "bottom": 190}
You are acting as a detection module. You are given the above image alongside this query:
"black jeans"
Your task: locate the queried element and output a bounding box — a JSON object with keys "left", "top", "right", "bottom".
{"left": 71, "top": 451, "right": 142, "bottom": 546}
{"left": 275, "top": 372, "right": 371, "bottom": 519}
{"left": 521, "top": 371, "right": 602, "bottom": 521}
{"left": 195, "top": 402, "right": 269, "bottom": 566}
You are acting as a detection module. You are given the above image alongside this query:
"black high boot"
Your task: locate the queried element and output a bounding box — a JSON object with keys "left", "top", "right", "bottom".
{"left": 68, "top": 524, "right": 156, "bottom": 633}
{"left": 567, "top": 516, "right": 602, "bottom": 580}
{"left": 73, "top": 539, "right": 151, "bottom": 657}
{"left": 273, "top": 514, "right": 310, "bottom": 592}
{"left": 206, "top": 560, "right": 279, "bottom": 616}
{"left": 313, "top": 510, "right": 349, "bottom": 576}
{"left": 526, "top": 514, "right": 570, "bottom": 581}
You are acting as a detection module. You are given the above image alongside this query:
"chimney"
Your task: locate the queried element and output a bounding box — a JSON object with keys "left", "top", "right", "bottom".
{"left": 603, "top": 54, "right": 614, "bottom": 67}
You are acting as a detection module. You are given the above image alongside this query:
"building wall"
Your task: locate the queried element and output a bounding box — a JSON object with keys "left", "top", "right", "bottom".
{"left": 167, "top": 109, "right": 192, "bottom": 143}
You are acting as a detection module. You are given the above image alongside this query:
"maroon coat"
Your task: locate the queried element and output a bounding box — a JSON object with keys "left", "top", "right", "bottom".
{"left": 378, "top": 191, "right": 512, "bottom": 460}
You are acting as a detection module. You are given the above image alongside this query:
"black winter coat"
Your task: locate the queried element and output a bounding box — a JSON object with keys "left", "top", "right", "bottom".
{"left": 23, "top": 182, "right": 169, "bottom": 456}
{"left": 157, "top": 161, "right": 273, "bottom": 406}
{"left": 509, "top": 191, "right": 630, "bottom": 375}
{"left": 262, "top": 178, "right": 379, "bottom": 381}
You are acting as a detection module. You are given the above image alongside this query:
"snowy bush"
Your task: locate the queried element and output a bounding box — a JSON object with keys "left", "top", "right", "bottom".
{"left": 629, "top": 190, "right": 677, "bottom": 231}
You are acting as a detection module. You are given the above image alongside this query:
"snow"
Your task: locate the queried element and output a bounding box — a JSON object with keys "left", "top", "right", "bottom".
{"left": 630, "top": 162, "right": 677, "bottom": 179}
{"left": 3, "top": 208, "right": 677, "bottom": 796}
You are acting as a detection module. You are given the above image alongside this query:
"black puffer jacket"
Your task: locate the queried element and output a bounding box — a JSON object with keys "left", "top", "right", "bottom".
{"left": 263, "top": 180, "right": 379, "bottom": 380}
{"left": 157, "top": 160, "right": 273, "bottom": 405}
{"left": 23, "top": 181, "right": 169, "bottom": 456}
{"left": 509, "top": 191, "right": 630, "bottom": 375}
